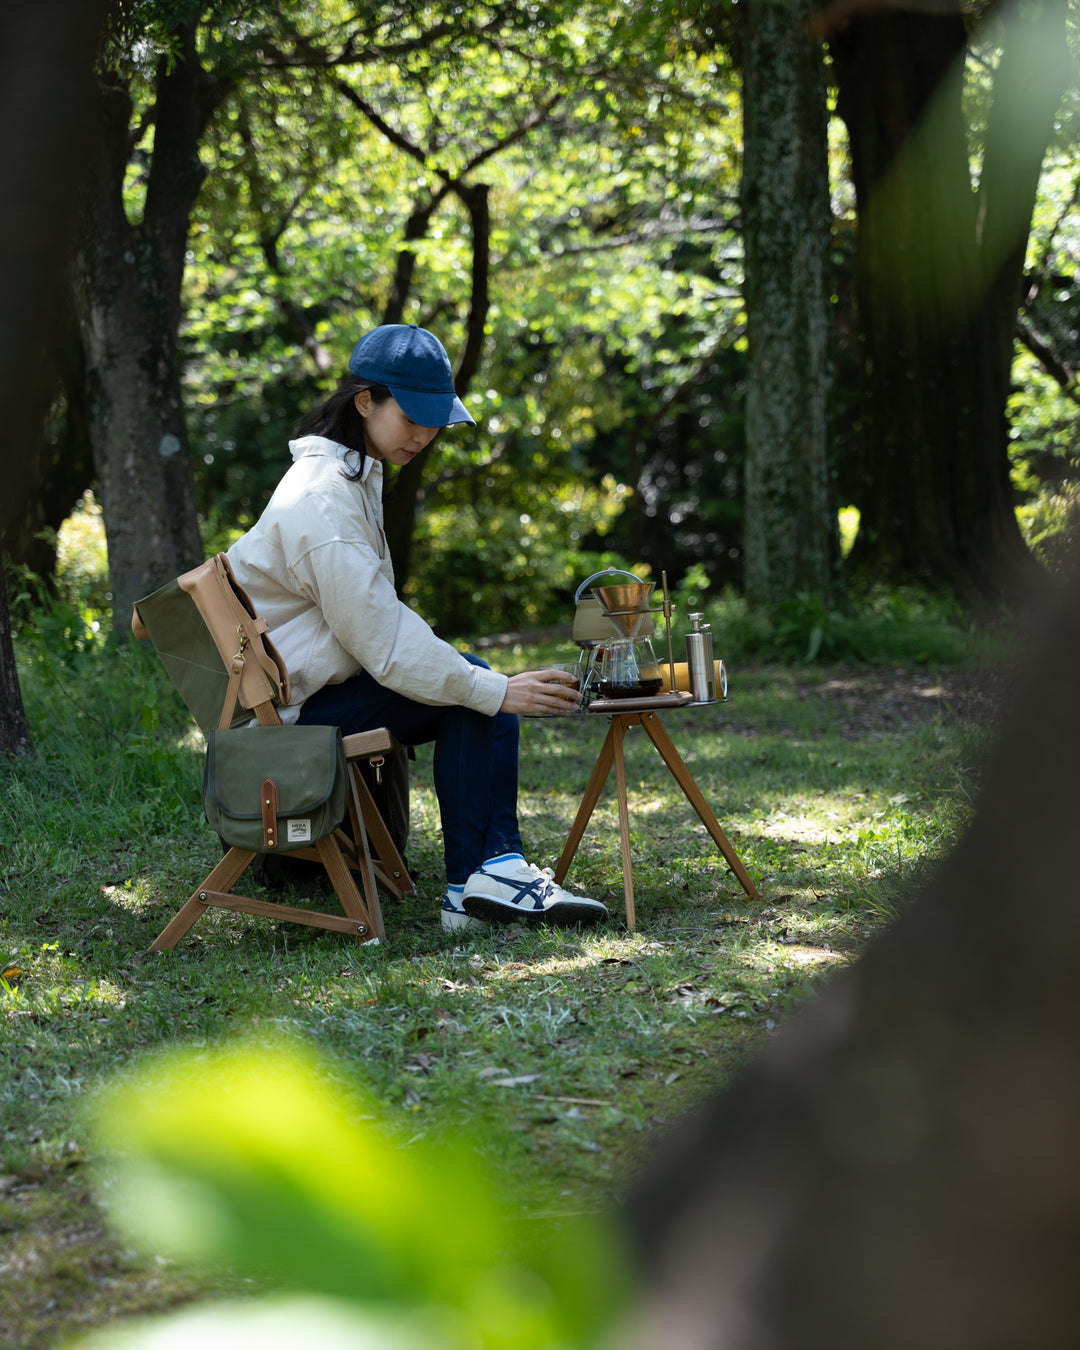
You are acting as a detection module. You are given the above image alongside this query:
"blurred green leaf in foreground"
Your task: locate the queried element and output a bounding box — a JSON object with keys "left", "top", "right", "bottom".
{"left": 76, "top": 1041, "right": 627, "bottom": 1349}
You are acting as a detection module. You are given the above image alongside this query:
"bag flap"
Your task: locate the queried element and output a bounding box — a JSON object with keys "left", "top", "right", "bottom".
{"left": 204, "top": 725, "right": 344, "bottom": 819}
{"left": 178, "top": 554, "right": 291, "bottom": 711}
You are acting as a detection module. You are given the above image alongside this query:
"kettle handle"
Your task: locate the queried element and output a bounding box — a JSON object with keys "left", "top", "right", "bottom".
{"left": 574, "top": 568, "right": 644, "bottom": 603}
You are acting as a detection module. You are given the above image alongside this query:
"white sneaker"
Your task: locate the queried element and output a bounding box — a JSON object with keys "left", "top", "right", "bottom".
{"left": 440, "top": 893, "right": 488, "bottom": 933}
{"left": 462, "top": 859, "right": 608, "bottom": 928}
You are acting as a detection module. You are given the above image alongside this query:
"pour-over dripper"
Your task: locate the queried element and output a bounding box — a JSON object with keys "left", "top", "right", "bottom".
{"left": 591, "top": 580, "right": 655, "bottom": 639}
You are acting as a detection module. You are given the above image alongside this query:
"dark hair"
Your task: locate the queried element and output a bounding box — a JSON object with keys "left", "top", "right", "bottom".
{"left": 296, "top": 377, "right": 392, "bottom": 480}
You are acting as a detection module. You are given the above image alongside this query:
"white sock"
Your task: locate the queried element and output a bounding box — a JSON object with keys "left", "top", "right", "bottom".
{"left": 483, "top": 852, "right": 527, "bottom": 869}
{"left": 443, "top": 883, "right": 465, "bottom": 906}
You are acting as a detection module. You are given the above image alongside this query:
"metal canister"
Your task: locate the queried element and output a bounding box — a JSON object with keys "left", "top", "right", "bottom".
{"left": 685, "top": 613, "right": 717, "bottom": 703}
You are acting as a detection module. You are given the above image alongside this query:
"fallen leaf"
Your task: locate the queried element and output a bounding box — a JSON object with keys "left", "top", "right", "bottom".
{"left": 403, "top": 1053, "right": 436, "bottom": 1073}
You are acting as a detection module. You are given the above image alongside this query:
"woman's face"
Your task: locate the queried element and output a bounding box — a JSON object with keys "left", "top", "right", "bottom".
{"left": 354, "top": 390, "right": 439, "bottom": 466}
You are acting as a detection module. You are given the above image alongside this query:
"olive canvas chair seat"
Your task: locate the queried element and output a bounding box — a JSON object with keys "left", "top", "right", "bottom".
{"left": 132, "top": 552, "right": 413, "bottom": 950}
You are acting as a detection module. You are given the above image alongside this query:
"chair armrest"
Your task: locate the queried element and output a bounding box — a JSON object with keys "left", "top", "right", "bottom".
{"left": 342, "top": 729, "right": 395, "bottom": 760}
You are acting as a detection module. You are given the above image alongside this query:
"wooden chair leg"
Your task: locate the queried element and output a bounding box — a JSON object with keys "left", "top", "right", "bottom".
{"left": 343, "top": 772, "right": 386, "bottom": 939}
{"left": 150, "top": 840, "right": 385, "bottom": 950}
{"left": 347, "top": 764, "right": 413, "bottom": 900}
{"left": 149, "top": 849, "right": 255, "bottom": 951}
{"left": 192, "top": 890, "right": 375, "bottom": 937}
{"left": 316, "top": 834, "right": 384, "bottom": 943}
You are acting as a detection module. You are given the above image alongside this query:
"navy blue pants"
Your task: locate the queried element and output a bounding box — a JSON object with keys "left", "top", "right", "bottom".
{"left": 296, "top": 654, "right": 524, "bottom": 884}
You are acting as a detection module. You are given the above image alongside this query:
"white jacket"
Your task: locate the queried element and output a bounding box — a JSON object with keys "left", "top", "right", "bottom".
{"left": 226, "top": 435, "right": 508, "bottom": 722}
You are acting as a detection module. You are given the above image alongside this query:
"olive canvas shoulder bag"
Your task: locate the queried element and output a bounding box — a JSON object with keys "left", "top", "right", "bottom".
{"left": 202, "top": 723, "right": 348, "bottom": 853}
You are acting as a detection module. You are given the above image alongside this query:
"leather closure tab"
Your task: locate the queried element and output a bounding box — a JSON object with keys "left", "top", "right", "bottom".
{"left": 261, "top": 777, "right": 279, "bottom": 848}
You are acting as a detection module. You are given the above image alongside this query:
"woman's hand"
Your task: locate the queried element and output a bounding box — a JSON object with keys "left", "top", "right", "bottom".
{"left": 500, "top": 669, "right": 581, "bottom": 716}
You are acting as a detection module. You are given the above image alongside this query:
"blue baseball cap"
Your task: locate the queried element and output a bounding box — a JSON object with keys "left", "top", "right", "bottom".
{"left": 347, "top": 324, "right": 475, "bottom": 428}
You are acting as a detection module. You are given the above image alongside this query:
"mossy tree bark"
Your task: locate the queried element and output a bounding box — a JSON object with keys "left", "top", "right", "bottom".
{"left": 740, "top": 0, "right": 837, "bottom": 607}
{"left": 72, "top": 22, "right": 221, "bottom": 622}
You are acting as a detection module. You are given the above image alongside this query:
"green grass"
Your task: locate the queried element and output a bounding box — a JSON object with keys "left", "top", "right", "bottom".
{"left": 0, "top": 619, "right": 999, "bottom": 1347}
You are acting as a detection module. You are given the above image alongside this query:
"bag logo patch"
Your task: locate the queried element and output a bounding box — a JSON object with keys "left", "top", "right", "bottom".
{"left": 286, "top": 819, "right": 313, "bottom": 843}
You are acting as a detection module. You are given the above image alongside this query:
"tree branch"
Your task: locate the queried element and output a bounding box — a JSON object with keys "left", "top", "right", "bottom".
{"left": 533, "top": 213, "right": 740, "bottom": 261}
{"left": 332, "top": 78, "right": 432, "bottom": 169}
{"left": 457, "top": 92, "right": 562, "bottom": 178}
{"left": 1016, "top": 317, "right": 1080, "bottom": 407}
{"left": 454, "top": 181, "right": 490, "bottom": 394}
{"left": 235, "top": 106, "right": 334, "bottom": 374}
{"left": 382, "top": 189, "right": 453, "bottom": 326}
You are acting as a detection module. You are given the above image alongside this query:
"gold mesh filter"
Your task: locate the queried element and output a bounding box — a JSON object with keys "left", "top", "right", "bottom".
{"left": 592, "top": 581, "right": 655, "bottom": 637}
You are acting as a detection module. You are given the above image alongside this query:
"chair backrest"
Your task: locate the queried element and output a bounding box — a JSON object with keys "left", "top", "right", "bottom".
{"left": 132, "top": 553, "right": 290, "bottom": 735}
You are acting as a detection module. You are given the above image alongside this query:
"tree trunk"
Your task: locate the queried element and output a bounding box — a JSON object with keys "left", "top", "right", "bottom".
{"left": 0, "top": 0, "right": 112, "bottom": 753}
{"left": 621, "top": 550, "right": 1080, "bottom": 1350}
{"left": 741, "top": 0, "right": 837, "bottom": 606}
{"left": 382, "top": 184, "right": 491, "bottom": 590}
{"left": 829, "top": 3, "right": 1066, "bottom": 607}
{"left": 0, "top": 567, "right": 31, "bottom": 757}
{"left": 72, "top": 26, "right": 215, "bottom": 623}
{"left": 1, "top": 312, "right": 95, "bottom": 581}
{"left": 0, "top": 0, "right": 107, "bottom": 571}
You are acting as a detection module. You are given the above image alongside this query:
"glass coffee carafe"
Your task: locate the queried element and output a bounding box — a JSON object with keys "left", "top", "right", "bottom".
{"left": 598, "top": 636, "right": 663, "bottom": 699}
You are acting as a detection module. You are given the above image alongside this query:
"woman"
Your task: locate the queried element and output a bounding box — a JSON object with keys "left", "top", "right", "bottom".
{"left": 227, "top": 323, "right": 608, "bottom": 933}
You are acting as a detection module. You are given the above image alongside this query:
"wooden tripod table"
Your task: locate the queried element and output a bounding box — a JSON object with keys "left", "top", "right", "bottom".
{"left": 551, "top": 699, "right": 761, "bottom": 928}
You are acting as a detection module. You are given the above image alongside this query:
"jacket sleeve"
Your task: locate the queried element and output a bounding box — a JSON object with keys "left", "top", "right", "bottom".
{"left": 289, "top": 530, "right": 508, "bottom": 717}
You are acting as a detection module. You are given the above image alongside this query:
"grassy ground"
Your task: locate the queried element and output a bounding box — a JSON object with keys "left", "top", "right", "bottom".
{"left": 0, "top": 625, "right": 999, "bottom": 1348}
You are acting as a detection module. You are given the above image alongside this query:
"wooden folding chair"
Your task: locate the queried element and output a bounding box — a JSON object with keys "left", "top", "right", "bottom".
{"left": 132, "top": 553, "right": 413, "bottom": 950}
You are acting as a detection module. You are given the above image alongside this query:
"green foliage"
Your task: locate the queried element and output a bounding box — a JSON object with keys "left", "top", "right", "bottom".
{"left": 1015, "top": 481, "right": 1080, "bottom": 572}
{"left": 78, "top": 1043, "right": 625, "bottom": 1348}
{"left": 1005, "top": 141, "right": 1080, "bottom": 561}
{"left": 53, "top": 492, "right": 112, "bottom": 622}
{"left": 171, "top": 0, "right": 748, "bottom": 618}
{"left": 6, "top": 557, "right": 107, "bottom": 663}
{"left": 407, "top": 468, "right": 633, "bottom": 632}
{"left": 700, "top": 585, "right": 977, "bottom": 666}
{"left": 1008, "top": 343, "right": 1080, "bottom": 574}
{"left": 80, "top": 0, "right": 1078, "bottom": 631}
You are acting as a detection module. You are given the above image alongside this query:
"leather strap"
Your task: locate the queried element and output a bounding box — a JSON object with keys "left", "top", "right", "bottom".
{"left": 177, "top": 553, "right": 292, "bottom": 722}
{"left": 261, "top": 777, "right": 279, "bottom": 849}
{"left": 219, "top": 650, "right": 246, "bottom": 730}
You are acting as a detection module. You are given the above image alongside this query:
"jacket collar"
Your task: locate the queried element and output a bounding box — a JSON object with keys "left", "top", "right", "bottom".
{"left": 288, "top": 435, "right": 379, "bottom": 484}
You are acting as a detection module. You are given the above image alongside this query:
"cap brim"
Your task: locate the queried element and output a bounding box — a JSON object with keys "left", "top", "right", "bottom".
{"left": 390, "top": 384, "right": 476, "bottom": 429}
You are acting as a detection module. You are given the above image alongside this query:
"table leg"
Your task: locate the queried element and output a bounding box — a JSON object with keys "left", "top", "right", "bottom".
{"left": 552, "top": 720, "right": 617, "bottom": 884}
{"left": 639, "top": 713, "right": 761, "bottom": 901}
{"left": 611, "top": 715, "right": 637, "bottom": 929}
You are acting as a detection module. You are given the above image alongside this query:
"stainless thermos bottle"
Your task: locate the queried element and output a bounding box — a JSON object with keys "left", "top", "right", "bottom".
{"left": 685, "top": 612, "right": 717, "bottom": 703}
